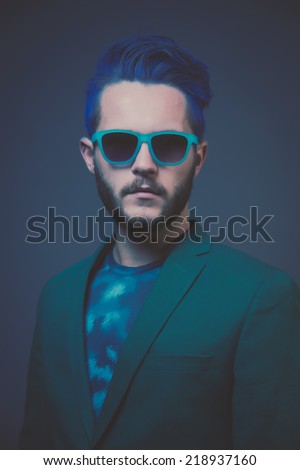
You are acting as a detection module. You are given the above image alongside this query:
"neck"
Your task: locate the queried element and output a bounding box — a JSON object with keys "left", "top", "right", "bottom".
{"left": 112, "top": 212, "right": 190, "bottom": 267}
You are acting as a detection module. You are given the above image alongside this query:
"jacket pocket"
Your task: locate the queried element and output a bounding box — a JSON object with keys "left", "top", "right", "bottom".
{"left": 142, "top": 354, "right": 213, "bottom": 371}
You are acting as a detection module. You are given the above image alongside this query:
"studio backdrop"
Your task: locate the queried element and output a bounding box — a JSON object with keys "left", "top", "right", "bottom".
{"left": 1, "top": 0, "right": 299, "bottom": 449}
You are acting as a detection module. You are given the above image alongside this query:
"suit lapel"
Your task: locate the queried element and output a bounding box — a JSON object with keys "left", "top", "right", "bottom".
{"left": 90, "top": 233, "right": 211, "bottom": 448}
{"left": 67, "top": 242, "right": 113, "bottom": 443}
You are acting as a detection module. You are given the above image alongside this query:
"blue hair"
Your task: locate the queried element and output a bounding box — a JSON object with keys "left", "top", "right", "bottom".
{"left": 85, "top": 34, "right": 212, "bottom": 138}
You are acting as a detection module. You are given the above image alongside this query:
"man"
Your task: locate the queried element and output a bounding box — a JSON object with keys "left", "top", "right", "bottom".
{"left": 20, "top": 34, "right": 300, "bottom": 450}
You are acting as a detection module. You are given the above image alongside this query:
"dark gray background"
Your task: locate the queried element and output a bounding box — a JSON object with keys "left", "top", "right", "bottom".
{"left": 1, "top": 0, "right": 299, "bottom": 449}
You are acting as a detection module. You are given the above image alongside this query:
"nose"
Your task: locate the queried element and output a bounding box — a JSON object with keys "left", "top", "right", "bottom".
{"left": 131, "top": 142, "right": 158, "bottom": 176}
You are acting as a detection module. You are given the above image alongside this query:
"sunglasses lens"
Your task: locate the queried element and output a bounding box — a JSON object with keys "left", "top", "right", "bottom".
{"left": 102, "top": 132, "right": 138, "bottom": 163}
{"left": 151, "top": 134, "right": 188, "bottom": 164}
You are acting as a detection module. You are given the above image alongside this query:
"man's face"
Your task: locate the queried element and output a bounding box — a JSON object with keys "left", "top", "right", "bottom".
{"left": 81, "top": 81, "right": 207, "bottom": 228}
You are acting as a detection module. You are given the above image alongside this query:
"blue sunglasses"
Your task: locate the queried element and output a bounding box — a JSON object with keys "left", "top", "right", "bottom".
{"left": 91, "top": 130, "right": 199, "bottom": 166}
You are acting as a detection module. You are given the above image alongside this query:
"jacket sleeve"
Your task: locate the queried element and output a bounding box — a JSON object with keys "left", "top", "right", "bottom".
{"left": 232, "top": 270, "right": 300, "bottom": 449}
{"left": 19, "top": 289, "right": 52, "bottom": 449}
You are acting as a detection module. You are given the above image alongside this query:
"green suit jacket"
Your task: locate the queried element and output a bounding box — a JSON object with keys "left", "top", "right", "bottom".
{"left": 20, "top": 235, "right": 300, "bottom": 449}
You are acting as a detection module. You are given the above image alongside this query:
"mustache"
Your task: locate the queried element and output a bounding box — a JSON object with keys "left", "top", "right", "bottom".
{"left": 120, "top": 179, "right": 167, "bottom": 197}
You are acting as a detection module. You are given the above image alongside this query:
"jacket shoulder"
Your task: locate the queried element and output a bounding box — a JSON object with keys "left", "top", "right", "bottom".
{"left": 207, "top": 242, "right": 298, "bottom": 302}
{"left": 210, "top": 242, "right": 279, "bottom": 276}
{"left": 38, "top": 251, "right": 99, "bottom": 309}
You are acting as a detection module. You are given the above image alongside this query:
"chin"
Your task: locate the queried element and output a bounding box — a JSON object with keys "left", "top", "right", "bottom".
{"left": 121, "top": 207, "right": 165, "bottom": 231}
{"left": 128, "top": 213, "right": 162, "bottom": 225}
{"left": 123, "top": 205, "right": 162, "bottom": 221}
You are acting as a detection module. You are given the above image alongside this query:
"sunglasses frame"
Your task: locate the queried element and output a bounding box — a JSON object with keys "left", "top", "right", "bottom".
{"left": 91, "top": 129, "right": 199, "bottom": 166}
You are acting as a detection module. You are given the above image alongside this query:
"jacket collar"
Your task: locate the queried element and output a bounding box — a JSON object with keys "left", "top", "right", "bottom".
{"left": 84, "top": 231, "right": 211, "bottom": 448}
{"left": 67, "top": 242, "right": 112, "bottom": 442}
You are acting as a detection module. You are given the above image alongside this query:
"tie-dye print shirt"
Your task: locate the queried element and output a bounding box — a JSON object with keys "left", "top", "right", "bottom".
{"left": 85, "top": 250, "right": 164, "bottom": 416}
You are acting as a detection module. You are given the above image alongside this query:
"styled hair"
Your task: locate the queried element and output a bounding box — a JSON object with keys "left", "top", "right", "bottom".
{"left": 85, "top": 34, "right": 212, "bottom": 138}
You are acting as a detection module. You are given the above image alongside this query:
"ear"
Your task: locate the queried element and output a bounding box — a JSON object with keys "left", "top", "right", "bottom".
{"left": 194, "top": 140, "right": 208, "bottom": 177}
{"left": 80, "top": 137, "right": 95, "bottom": 174}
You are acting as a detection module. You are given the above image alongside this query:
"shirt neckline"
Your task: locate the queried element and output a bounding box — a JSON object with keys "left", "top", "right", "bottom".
{"left": 105, "top": 250, "right": 166, "bottom": 275}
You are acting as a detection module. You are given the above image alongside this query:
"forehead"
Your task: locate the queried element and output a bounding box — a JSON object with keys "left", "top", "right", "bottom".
{"left": 98, "top": 81, "right": 190, "bottom": 132}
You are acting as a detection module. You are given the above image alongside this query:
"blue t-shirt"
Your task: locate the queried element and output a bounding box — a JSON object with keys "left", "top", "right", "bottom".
{"left": 85, "top": 250, "right": 164, "bottom": 416}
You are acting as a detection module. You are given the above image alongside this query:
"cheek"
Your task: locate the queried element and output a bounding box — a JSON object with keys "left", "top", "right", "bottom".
{"left": 95, "top": 159, "right": 122, "bottom": 188}
{"left": 178, "top": 157, "right": 197, "bottom": 181}
{"left": 111, "top": 170, "right": 133, "bottom": 190}
{"left": 95, "top": 152, "right": 115, "bottom": 176}
{"left": 160, "top": 166, "right": 191, "bottom": 189}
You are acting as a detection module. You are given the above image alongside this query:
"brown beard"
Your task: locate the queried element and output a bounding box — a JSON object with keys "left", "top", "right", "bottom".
{"left": 93, "top": 160, "right": 196, "bottom": 233}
